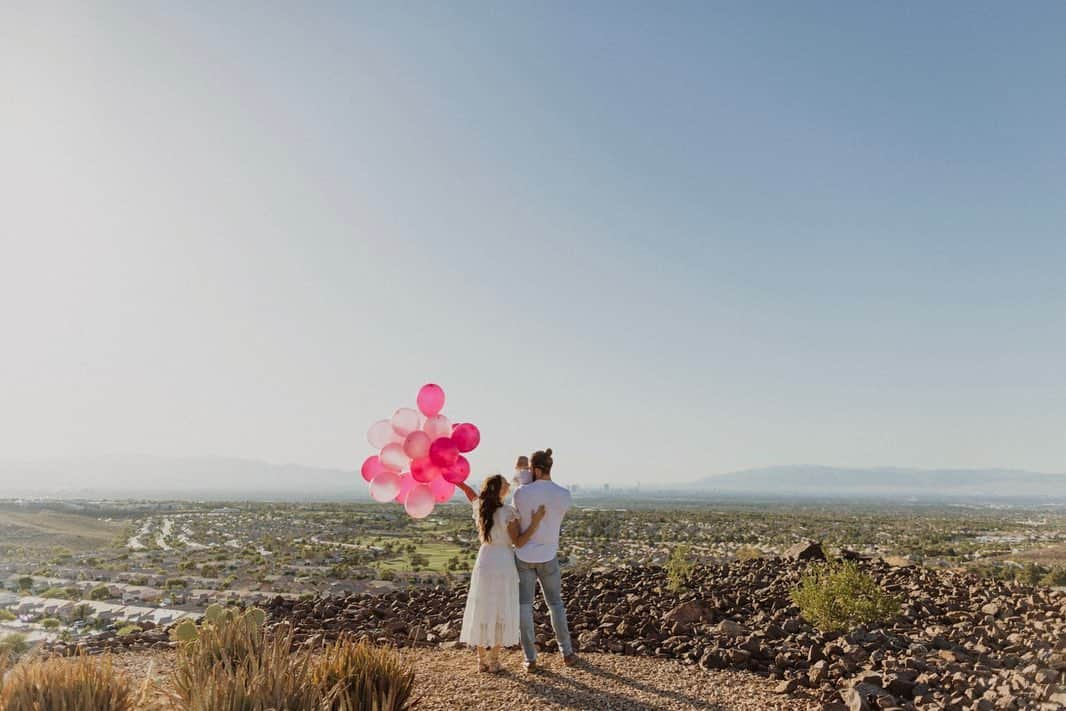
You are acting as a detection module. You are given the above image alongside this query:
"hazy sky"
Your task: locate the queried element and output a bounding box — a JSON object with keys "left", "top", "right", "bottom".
{"left": 2, "top": 2, "right": 1064, "bottom": 486}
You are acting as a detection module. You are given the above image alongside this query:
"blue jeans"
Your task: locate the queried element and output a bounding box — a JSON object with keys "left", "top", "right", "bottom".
{"left": 516, "top": 556, "right": 573, "bottom": 661}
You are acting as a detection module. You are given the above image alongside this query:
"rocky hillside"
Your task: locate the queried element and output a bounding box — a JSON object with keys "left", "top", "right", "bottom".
{"left": 66, "top": 554, "right": 1066, "bottom": 710}
{"left": 266, "top": 556, "right": 1065, "bottom": 711}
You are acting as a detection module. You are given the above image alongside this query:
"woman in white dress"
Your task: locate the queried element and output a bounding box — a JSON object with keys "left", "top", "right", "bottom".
{"left": 456, "top": 474, "right": 546, "bottom": 672}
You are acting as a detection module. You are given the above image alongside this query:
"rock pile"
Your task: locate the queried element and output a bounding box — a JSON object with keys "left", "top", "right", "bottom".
{"left": 55, "top": 558, "right": 1066, "bottom": 710}
{"left": 263, "top": 559, "right": 1066, "bottom": 711}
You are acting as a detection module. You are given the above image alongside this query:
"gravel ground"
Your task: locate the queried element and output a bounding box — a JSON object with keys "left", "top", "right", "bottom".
{"left": 107, "top": 648, "right": 812, "bottom": 710}
{"left": 400, "top": 648, "right": 811, "bottom": 711}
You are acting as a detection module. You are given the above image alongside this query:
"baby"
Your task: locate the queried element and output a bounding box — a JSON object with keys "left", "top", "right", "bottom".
{"left": 511, "top": 455, "right": 532, "bottom": 491}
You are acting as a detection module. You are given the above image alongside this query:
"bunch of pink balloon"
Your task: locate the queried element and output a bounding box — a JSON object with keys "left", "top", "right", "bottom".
{"left": 360, "top": 383, "right": 480, "bottom": 519}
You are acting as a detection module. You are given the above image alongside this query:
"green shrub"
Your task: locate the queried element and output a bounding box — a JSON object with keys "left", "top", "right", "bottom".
{"left": 792, "top": 561, "right": 900, "bottom": 632}
{"left": 40, "top": 587, "right": 69, "bottom": 599}
{"left": 0, "top": 633, "right": 29, "bottom": 660}
{"left": 117, "top": 624, "right": 142, "bottom": 637}
{"left": 1041, "top": 567, "right": 1066, "bottom": 587}
{"left": 0, "top": 655, "right": 137, "bottom": 711}
{"left": 90, "top": 584, "right": 111, "bottom": 600}
{"left": 40, "top": 617, "right": 61, "bottom": 630}
{"left": 0, "top": 609, "right": 15, "bottom": 621}
{"left": 665, "top": 544, "right": 695, "bottom": 593}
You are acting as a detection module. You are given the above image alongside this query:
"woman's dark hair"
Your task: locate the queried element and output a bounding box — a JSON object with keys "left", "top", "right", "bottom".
{"left": 478, "top": 475, "right": 506, "bottom": 543}
{"left": 530, "top": 448, "right": 553, "bottom": 475}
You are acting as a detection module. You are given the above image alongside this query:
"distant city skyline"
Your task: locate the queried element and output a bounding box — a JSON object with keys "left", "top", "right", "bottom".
{"left": 2, "top": 3, "right": 1065, "bottom": 488}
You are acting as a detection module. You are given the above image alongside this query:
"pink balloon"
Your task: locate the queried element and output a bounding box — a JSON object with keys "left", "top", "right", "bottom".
{"left": 411, "top": 456, "right": 430, "bottom": 483}
{"left": 451, "top": 423, "right": 480, "bottom": 453}
{"left": 429, "top": 436, "right": 459, "bottom": 468}
{"left": 394, "top": 473, "right": 418, "bottom": 503}
{"left": 429, "top": 476, "right": 455, "bottom": 503}
{"left": 404, "top": 483, "right": 436, "bottom": 519}
{"left": 416, "top": 383, "right": 446, "bottom": 417}
{"left": 411, "top": 457, "right": 443, "bottom": 483}
{"left": 367, "top": 420, "right": 396, "bottom": 449}
{"left": 361, "top": 455, "right": 387, "bottom": 483}
{"left": 423, "top": 415, "right": 451, "bottom": 441}
{"left": 442, "top": 455, "right": 470, "bottom": 484}
{"left": 391, "top": 408, "right": 421, "bottom": 437}
{"left": 403, "top": 431, "right": 431, "bottom": 460}
{"left": 369, "top": 471, "right": 402, "bottom": 502}
{"left": 380, "top": 443, "right": 408, "bottom": 472}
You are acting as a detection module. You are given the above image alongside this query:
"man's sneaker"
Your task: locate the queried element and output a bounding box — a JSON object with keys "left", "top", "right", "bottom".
{"left": 523, "top": 660, "right": 537, "bottom": 673}
{"left": 563, "top": 653, "right": 579, "bottom": 667}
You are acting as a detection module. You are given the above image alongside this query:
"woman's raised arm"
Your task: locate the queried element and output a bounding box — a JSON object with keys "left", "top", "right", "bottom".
{"left": 455, "top": 481, "right": 478, "bottom": 502}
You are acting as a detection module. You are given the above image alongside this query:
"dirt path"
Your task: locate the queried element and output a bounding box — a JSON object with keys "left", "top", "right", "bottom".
{"left": 109, "top": 647, "right": 812, "bottom": 710}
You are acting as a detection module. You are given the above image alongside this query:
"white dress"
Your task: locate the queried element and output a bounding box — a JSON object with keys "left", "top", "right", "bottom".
{"left": 459, "top": 500, "right": 520, "bottom": 648}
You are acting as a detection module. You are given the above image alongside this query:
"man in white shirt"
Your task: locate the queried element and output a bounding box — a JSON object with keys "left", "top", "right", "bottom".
{"left": 512, "top": 448, "right": 576, "bottom": 671}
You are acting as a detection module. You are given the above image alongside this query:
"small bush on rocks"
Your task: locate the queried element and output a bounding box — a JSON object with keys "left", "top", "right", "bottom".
{"left": 0, "top": 633, "right": 28, "bottom": 661}
{"left": 734, "top": 545, "right": 763, "bottom": 561}
{"left": 665, "top": 544, "right": 695, "bottom": 592}
{"left": 0, "top": 655, "right": 138, "bottom": 711}
{"left": 791, "top": 560, "right": 900, "bottom": 632}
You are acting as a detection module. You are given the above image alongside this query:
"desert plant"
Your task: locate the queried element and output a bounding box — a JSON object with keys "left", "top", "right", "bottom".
{"left": 665, "top": 544, "right": 695, "bottom": 592}
{"left": 0, "top": 655, "right": 137, "bottom": 711}
{"left": 0, "top": 609, "right": 15, "bottom": 621}
{"left": 171, "top": 608, "right": 267, "bottom": 668}
{"left": 40, "top": 617, "right": 61, "bottom": 630}
{"left": 734, "top": 545, "right": 763, "bottom": 561}
{"left": 1041, "top": 567, "right": 1066, "bottom": 587}
{"left": 792, "top": 560, "right": 900, "bottom": 632}
{"left": 0, "top": 633, "right": 29, "bottom": 660}
{"left": 117, "top": 624, "right": 142, "bottom": 637}
{"left": 313, "top": 637, "right": 415, "bottom": 711}
{"left": 169, "top": 621, "right": 323, "bottom": 710}
{"left": 170, "top": 618, "right": 198, "bottom": 643}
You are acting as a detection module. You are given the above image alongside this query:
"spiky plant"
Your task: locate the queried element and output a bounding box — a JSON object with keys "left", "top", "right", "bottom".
{"left": 313, "top": 637, "right": 416, "bottom": 711}
{"left": 169, "top": 621, "right": 325, "bottom": 710}
{"left": 0, "top": 655, "right": 137, "bottom": 711}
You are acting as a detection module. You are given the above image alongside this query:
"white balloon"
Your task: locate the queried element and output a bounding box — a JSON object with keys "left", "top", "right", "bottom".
{"left": 369, "top": 471, "right": 402, "bottom": 502}
{"left": 380, "top": 443, "right": 408, "bottom": 472}
{"left": 367, "top": 420, "right": 396, "bottom": 449}
{"left": 423, "top": 415, "right": 451, "bottom": 441}
{"left": 404, "top": 484, "right": 436, "bottom": 519}
{"left": 391, "top": 408, "right": 421, "bottom": 437}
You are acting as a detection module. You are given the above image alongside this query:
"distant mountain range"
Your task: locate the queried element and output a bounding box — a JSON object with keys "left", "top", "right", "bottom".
{"left": 690, "top": 465, "right": 1066, "bottom": 501}
{"left": 0, "top": 454, "right": 368, "bottom": 501}
{"left": 2, "top": 456, "right": 1063, "bottom": 503}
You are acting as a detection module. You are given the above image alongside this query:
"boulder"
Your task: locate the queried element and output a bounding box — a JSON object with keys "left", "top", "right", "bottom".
{"left": 785, "top": 541, "right": 826, "bottom": 561}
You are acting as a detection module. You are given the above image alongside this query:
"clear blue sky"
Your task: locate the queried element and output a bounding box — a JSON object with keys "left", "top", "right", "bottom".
{"left": 1, "top": 2, "right": 1064, "bottom": 485}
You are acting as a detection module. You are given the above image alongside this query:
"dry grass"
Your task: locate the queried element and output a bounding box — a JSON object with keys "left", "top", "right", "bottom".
{"left": 168, "top": 625, "right": 325, "bottom": 711}
{"left": 165, "top": 611, "right": 415, "bottom": 711}
{"left": 313, "top": 637, "right": 416, "bottom": 710}
{"left": 0, "top": 655, "right": 143, "bottom": 711}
